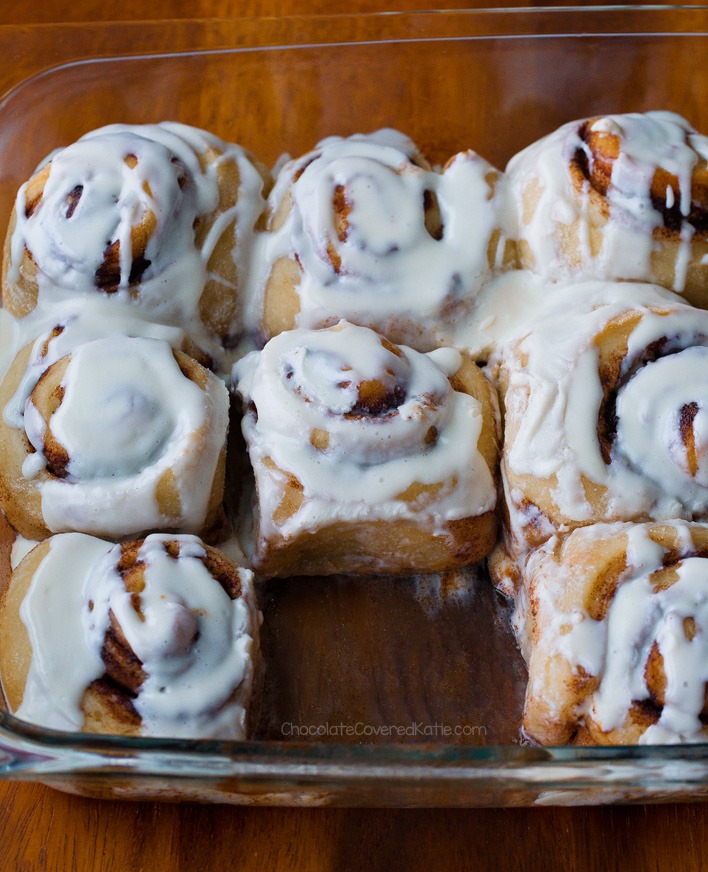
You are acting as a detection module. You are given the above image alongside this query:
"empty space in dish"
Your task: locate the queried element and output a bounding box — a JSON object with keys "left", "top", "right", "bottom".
{"left": 256, "top": 568, "right": 525, "bottom": 745}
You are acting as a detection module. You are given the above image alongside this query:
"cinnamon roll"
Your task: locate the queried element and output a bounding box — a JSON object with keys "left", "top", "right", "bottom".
{"left": 492, "top": 281, "right": 708, "bottom": 593}
{"left": 508, "top": 111, "right": 708, "bottom": 303}
{"left": 0, "top": 334, "right": 229, "bottom": 541}
{"left": 0, "top": 533, "right": 260, "bottom": 739}
{"left": 254, "top": 129, "right": 516, "bottom": 351}
{"left": 2, "top": 122, "right": 270, "bottom": 350}
{"left": 233, "top": 320, "right": 499, "bottom": 577}
{"left": 515, "top": 521, "right": 708, "bottom": 745}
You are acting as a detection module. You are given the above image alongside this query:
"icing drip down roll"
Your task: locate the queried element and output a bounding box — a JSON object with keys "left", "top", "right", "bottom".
{"left": 492, "top": 281, "right": 708, "bottom": 593}
{"left": 233, "top": 320, "right": 499, "bottom": 577}
{"left": 508, "top": 111, "right": 708, "bottom": 303}
{"left": 2, "top": 122, "right": 270, "bottom": 349}
{"left": 0, "top": 533, "right": 260, "bottom": 739}
{"left": 254, "top": 129, "right": 516, "bottom": 351}
{"left": 0, "top": 335, "right": 229, "bottom": 541}
{"left": 515, "top": 522, "right": 708, "bottom": 745}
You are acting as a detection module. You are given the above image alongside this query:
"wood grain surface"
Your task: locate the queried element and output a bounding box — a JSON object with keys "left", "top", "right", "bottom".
{"left": 0, "top": 0, "right": 681, "bottom": 23}
{"left": 0, "top": 2, "right": 707, "bottom": 870}
{"left": 0, "top": 779, "right": 706, "bottom": 872}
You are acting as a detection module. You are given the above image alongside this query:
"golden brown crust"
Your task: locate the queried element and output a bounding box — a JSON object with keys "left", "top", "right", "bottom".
{"left": 1, "top": 209, "right": 39, "bottom": 318}
{"left": 0, "top": 539, "right": 49, "bottom": 713}
{"left": 450, "top": 354, "right": 499, "bottom": 482}
{"left": 260, "top": 256, "right": 302, "bottom": 338}
{"left": 195, "top": 145, "right": 250, "bottom": 341}
{"left": 252, "top": 507, "right": 498, "bottom": 578}
{"left": 0, "top": 344, "right": 48, "bottom": 540}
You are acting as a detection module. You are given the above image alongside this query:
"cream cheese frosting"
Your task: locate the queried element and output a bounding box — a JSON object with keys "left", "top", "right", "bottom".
{"left": 516, "top": 523, "right": 708, "bottom": 744}
{"left": 6, "top": 121, "right": 268, "bottom": 363}
{"left": 233, "top": 320, "right": 496, "bottom": 542}
{"left": 17, "top": 532, "right": 258, "bottom": 739}
{"left": 501, "top": 281, "right": 708, "bottom": 529}
{"left": 507, "top": 111, "right": 708, "bottom": 293}
{"left": 251, "top": 129, "right": 516, "bottom": 349}
{"left": 20, "top": 335, "right": 228, "bottom": 537}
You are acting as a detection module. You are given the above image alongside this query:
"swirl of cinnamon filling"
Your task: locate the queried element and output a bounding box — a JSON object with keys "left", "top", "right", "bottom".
{"left": 257, "top": 129, "right": 515, "bottom": 350}
{"left": 508, "top": 111, "right": 708, "bottom": 301}
{"left": 517, "top": 522, "right": 708, "bottom": 745}
{"left": 233, "top": 321, "right": 498, "bottom": 575}
{"left": 3, "top": 122, "right": 269, "bottom": 347}
{"left": 246, "top": 321, "right": 452, "bottom": 466}
{"left": 0, "top": 533, "right": 259, "bottom": 739}
{"left": 498, "top": 282, "right": 708, "bottom": 566}
{"left": 0, "top": 334, "right": 228, "bottom": 541}
{"left": 573, "top": 114, "right": 708, "bottom": 235}
{"left": 612, "top": 347, "right": 708, "bottom": 496}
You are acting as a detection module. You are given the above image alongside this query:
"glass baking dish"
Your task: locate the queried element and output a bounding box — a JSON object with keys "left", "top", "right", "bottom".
{"left": 0, "top": 6, "right": 707, "bottom": 807}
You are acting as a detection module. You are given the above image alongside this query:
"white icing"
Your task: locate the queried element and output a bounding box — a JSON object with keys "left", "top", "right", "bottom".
{"left": 3, "top": 298, "right": 187, "bottom": 430}
{"left": 425, "top": 347, "right": 463, "bottom": 378}
{"left": 18, "top": 534, "right": 114, "bottom": 730}
{"left": 454, "top": 270, "right": 551, "bottom": 362}
{"left": 233, "top": 321, "right": 496, "bottom": 541}
{"left": 8, "top": 122, "right": 267, "bottom": 359}
{"left": 517, "top": 522, "right": 708, "bottom": 744}
{"left": 503, "top": 282, "right": 708, "bottom": 532}
{"left": 16, "top": 532, "right": 258, "bottom": 739}
{"left": 593, "top": 551, "right": 708, "bottom": 744}
{"left": 507, "top": 111, "right": 707, "bottom": 292}
{"left": 10, "top": 536, "right": 39, "bottom": 570}
{"left": 85, "top": 534, "right": 257, "bottom": 739}
{"left": 615, "top": 347, "right": 708, "bottom": 494}
{"left": 250, "top": 129, "right": 515, "bottom": 349}
{"left": 624, "top": 523, "right": 668, "bottom": 575}
{"left": 557, "top": 609, "right": 606, "bottom": 680}
{"left": 22, "top": 335, "right": 228, "bottom": 537}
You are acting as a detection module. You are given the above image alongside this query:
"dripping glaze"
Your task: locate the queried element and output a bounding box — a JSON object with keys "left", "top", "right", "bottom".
{"left": 251, "top": 129, "right": 516, "bottom": 348}
{"left": 16, "top": 533, "right": 258, "bottom": 738}
{"left": 507, "top": 111, "right": 708, "bottom": 292}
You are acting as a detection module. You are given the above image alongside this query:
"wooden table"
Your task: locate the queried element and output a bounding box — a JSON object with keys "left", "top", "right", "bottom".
{"left": 0, "top": 780, "right": 705, "bottom": 871}
{"left": 0, "top": 2, "right": 706, "bottom": 869}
